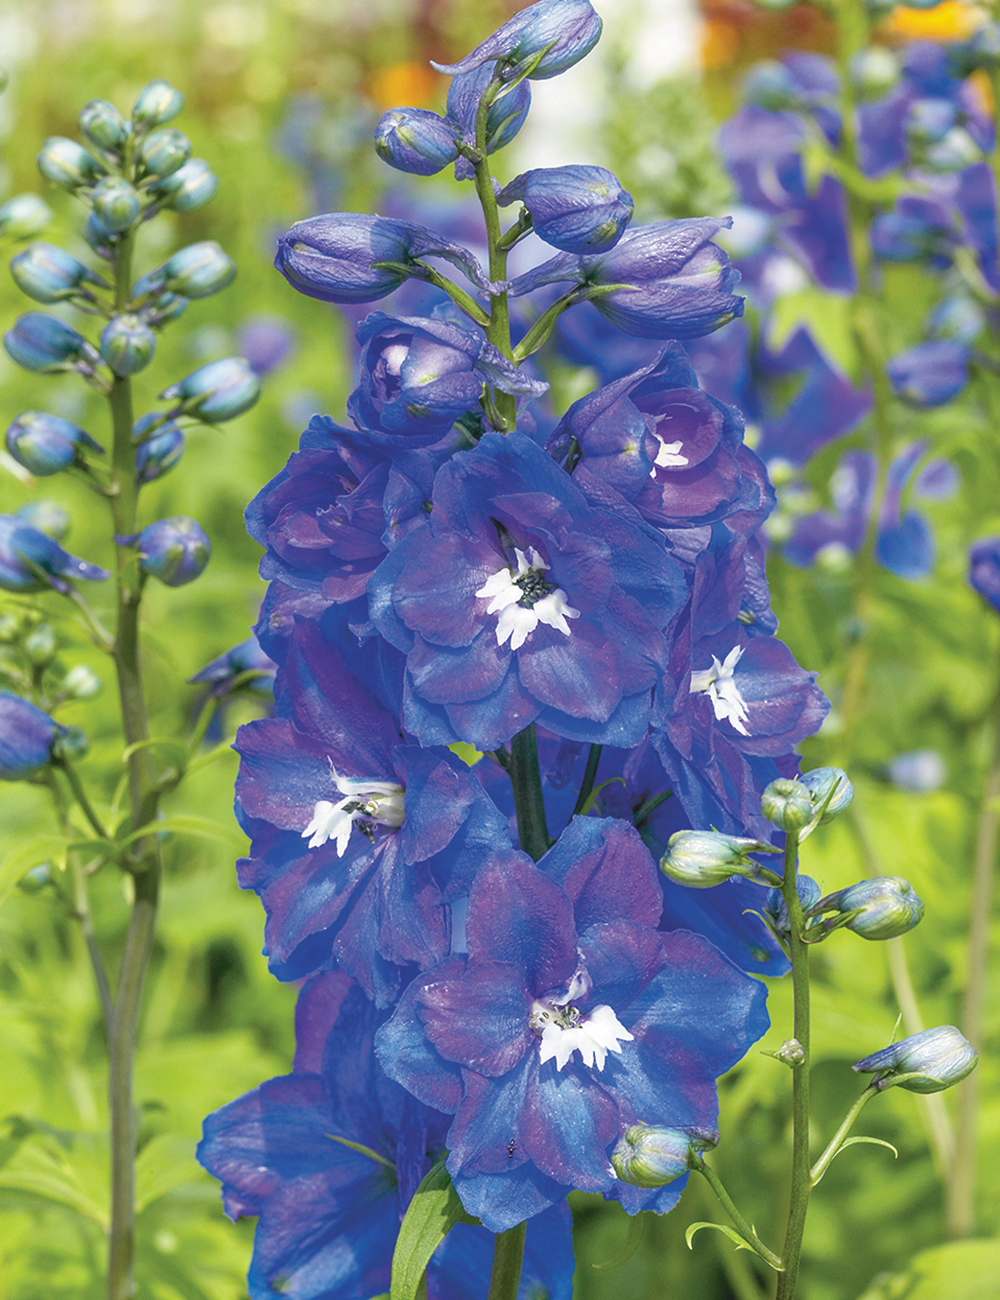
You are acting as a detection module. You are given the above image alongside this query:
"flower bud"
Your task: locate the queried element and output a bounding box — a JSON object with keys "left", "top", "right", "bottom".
{"left": 16, "top": 500, "right": 70, "bottom": 540}
{"left": 0, "top": 513, "right": 108, "bottom": 593}
{"left": 51, "top": 725, "right": 90, "bottom": 762}
{"left": 923, "top": 127, "right": 981, "bottom": 174}
{"left": 36, "top": 137, "right": 106, "bottom": 190}
{"left": 611, "top": 1124, "right": 718, "bottom": 1188}
{"left": 91, "top": 177, "right": 141, "bottom": 233}
{"left": 62, "top": 664, "right": 102, "bottom": 699}
{"left": 0, "top": 193, "right": 52, "bottom": 240}
{"left": 24, "top": 623, "right": 56, "bottom": 667}
{"left": 100, "top": 314, "right": 156, "bottom": 376}
{"left": 742, "top": 60, "right": 800, "bottom": 111}
{"left": 0, "top": 692, "right": 62, "bottom": 780}
{"left": 887, "top": 340, "right": 970, "bottom": 408}
{"left": 4, "top": 312, "right": 100, "bottom": 373}
{"left": 10, "top": 242, "right": 105, "bottom": 304}
{"left": 660, "top": 830, "right": 778, "bottom": 888}
{"left": 137, "top": 127, "right": 191, "bottom": 178}
{"left": 906, "top": 98, "right": 957, "bottom": 148}
{"left": 432, "top": 0, "right": 603, "bottom": 81}
{"left": 189, "top": 634, "right": 277, "bottom": 697}
{"left": 498, "top": 164, "right": 633, "bottom": 254}
{"left": 160, "top": 241, "right": 236, "bottom": 299}
{"left": 375, "top": 107, "right": 459, "bottom": 176}
{"left": 769, "top": 1038, "right": 806, "bottom": 1067}
{"left": 815, "top": 876, "right": 924, "bottom": 940}
{"left": 761, "top": 778, "right": 814, "bottom": 832}
{"left": 79, "top": 99, "right": 129, "bottom": 151}
{"left": 961, "top": 22, "right": 1000, "bottom": 72}
{"left": 83, "top": 209, "right": 117, "bottom": 259}
{"left": 138, "top": 516, "right": 211, "bottom": 587}
{"left": 763, "top": 875, "right": 821, "bottom": 942}
{"left": 799, "top": 766, "right": 853, "bottom": 826}
{"left": 928, "top": 295, "right": 985, "bottom": 345}
{"left": 849, "top": 47, "right": 900, "bottom": 102}
{"left": 446, "top": 65, "right": 531, "bottom": 178}
{"left": 132, "top": 79, "right": 184, "bottom": 131}
{"left": 135, "top": 420, "right": 184, "bottom": 485}
{"left": 150, "top": 158, "right": 218, "bottom": 212}
{"left": 5, "top": 411, "right": 104, "bottom": 476}
{"left": 140, "top": 292, "right": 189, "bottom": 328}
{"left": 160, "top": 356, "right": 261, "bottom": 423}
{"left": 853, "top": 1025, "right": 977, "bottom": 1093}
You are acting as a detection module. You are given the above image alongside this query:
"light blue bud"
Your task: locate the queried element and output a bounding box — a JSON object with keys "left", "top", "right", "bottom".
{"left": 887, "top": 749, "right": 946, "bottom": 792}
{"left": 135, "top": 419, "right": 184, "bottom": 485}
{"left": 432, "top": 0, "right": 602, "bottom": 81}
{"left": 743, "top": 60, "right": 801, "bottom": 111}
{"left": 24, "top": 623, "right": 56, "bottom": 667}
{"left": 100, "top": 315, "right": 156, "bottom": 376}
{"left": 853, "top": 1025, "right": 977, "bottom": 1093}
{"left": 761, "top": 777, "right": 814, "bottom": 832}
{"left": 92, "top": 177, "right": 141, "bottom": 233}
{"left": 927, "top": 295, "right": 986, "bottom": 345}
{"left": 16, "top": 500, "right": 71, "bottom": 540}
{"left": 923, "top": 127, "right": 982, "bottom": 174}
{"left": 497, "top": 164, "right": 633, "bottom": 254}
{"left": 83, "top": 209, "right": 117, "bottom": 259}
{"left": 5, "top": 411, "right": 104, "bottom": 476}
{"left": 906, "top": 98, "right": 957, "bottom": 147}
{"left": 4, "top": 312, "right": 100, "bottom": 373}
{"left": 611, "top": 1125, "right": 718, "bottom": 1188}
{"left": 764, "top": 875, "right": 821, "bottom": 942}
{"left": 132, "top": 79, "right": 184, "bottom": 131}
{"left": 79, "top": 99, "right": 129, "bottom": 150}
{"left": 0, "top": 193, "right": 53, "bottom": 240}
{"left": 51, "top": 725, "right": 90, "bottom": 762}
{"left": 660, "top": 829, "right": 778, "bottom": 888}
{"left": 150, "top": 158, "right": 218, "bottom": 212}
{"left": 138, "top": 516, "right": 210, "bottom": 586}
{"left": 140, "top": 292, "right": 188, "bottom": 327}
{"left": 849, "top": 47, "right": 899, "bottom": 102}
{"left": 10, "top": 242, "right": 105, "bottom": 303}
{"left": 37, "top": 137, "right": 106, "bottom": 190}
{"left": 160, "top": 241, "right": 236, "bottom": 298}
{"left": 160, "top": 356, "right": 261, "bottom": 423}
{"left": 816, "top": 876, "right": 924, "bottom": 940}
{"left": 799, "top": 766, "right": 853, "bottom": 824}
{"left": 375, "top": 107, "right": 459, "bottom": 176}
{"left": 138, "top": 127, "right": 191, "bottom": 178}
{"left": 62, "top": 664, "right": 102, "bottom": 699}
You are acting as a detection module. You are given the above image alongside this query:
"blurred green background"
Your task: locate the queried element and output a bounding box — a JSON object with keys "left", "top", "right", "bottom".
{"left": 1, "top": 1, "right": 999, "bottom": 1297}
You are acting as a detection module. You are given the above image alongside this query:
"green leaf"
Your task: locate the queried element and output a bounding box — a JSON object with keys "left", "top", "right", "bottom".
{"left": 856, "top": 1240, "right": 1000, "bottom": 1300}
{"left": 767, "top": 289, "right": 860, "bottom": 381}
{"left": 685, "top": 1221, "right": 756, "bottom": 1254}
{"left": 116, "top": 815, "right": 239, "bottom": 849}
{"left": 135, "top": 1135, "right": 195, "bottom": 1212}
{"left": 390, "top": 1158, "right": 479, "bottom": 1300}
{"left": 0, "top": 835, "right": 72, "bottom": 907}
{"left": 0, "top": 1130, "right": 108, "bottom": 1228}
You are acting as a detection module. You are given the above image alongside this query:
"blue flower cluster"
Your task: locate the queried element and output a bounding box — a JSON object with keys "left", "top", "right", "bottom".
{"left": 198, "top": 3, "right": 830, "bottom": 1292}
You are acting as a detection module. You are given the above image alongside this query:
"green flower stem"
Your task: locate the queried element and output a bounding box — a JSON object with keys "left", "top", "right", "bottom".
{"left": 486, "top": 1223, "right": 527, "bottom": 1300}
{"left": 809, "top": 1085, "right": 878, "bottom": 1186}
{"left": 775, "top": 827, "right": 810, "bottom": 1300}
{"left": 693, "top": 1157, "right": 784, "bottom": 1271}
{"left": 571, "top": 744, "right": 602, "bottom": 817}
{"left": 104, "top": 222, "right": 164, "bottom": 1300}
{"left": 510, "top": 724, "right": 551, "bottom": 861}
{"left": 57, "top": 759, "right": 110, "bottom": 841}
{"left": 948, "top": 660, "right": 1000, "bottom": 1236}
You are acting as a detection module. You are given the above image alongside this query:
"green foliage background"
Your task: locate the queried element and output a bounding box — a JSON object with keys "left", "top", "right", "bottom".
{"left": 0, "top": 1, "right": 998, "bottom": 1297}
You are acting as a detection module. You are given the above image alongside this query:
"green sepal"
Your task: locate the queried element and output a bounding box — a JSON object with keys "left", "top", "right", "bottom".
{"left": 811, "top": 1135, "right": 898, "bottom": 1186}
{"left": 686, "top": 1220, "right": 767, "bottom": 1260}
{"left": 389, "top": 1157, "right": 480, "bottom": 1300}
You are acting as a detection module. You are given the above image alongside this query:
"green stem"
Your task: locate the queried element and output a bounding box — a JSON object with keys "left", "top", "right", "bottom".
{"left": 509, "top": 724, "right": 550, "bottom": 861}
{"left": 775, "top": 828, "right": 809, "bottom": 1300}
{"left": 486, "top": 1223, "right": 527, "bottom": 1300}
{"left": 809, "top": 1085, "right": 878, "bottom": 1186}
{"left": 948, "top": 658, "right": 1000, "bottom": 1236}
{"left": 571, "top": 744, "right": 602, "bottom": 817}
{"left": 694, "top": 1158, "right": 784, "bottom": 1271}
{"left": 57, "top": 760, "right": 111, "bottom": 841}
{"left": 71, "top": 854, "right": 114, "bottom": 1035}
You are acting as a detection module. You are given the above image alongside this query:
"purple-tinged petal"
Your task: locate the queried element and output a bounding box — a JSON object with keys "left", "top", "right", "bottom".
{"left": 538, "top": 817, "right": 663, "bottom": 932}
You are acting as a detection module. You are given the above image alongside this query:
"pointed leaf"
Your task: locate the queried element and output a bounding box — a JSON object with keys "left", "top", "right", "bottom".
{"left": 0, "top": 834, "right": 72, "bottom": 907}
{"left": 685, "top": 1221, "right": 756, "bottom": 1254}
{"left": 812, "top": 1135, "right": 898, "bottom": 1186}
{"left": 390, "top": 1157, "right": 479, "bottom": 1300}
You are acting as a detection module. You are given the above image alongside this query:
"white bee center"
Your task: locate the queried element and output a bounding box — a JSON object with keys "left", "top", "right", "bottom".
{"left": 689, "top": 644, "right": 751, "bottom": 736}
{"left": 301, "top": 765, "right": 405, "bottom": 855}
{"left": 475, "top": 545, "right": 580, "bottom": 652}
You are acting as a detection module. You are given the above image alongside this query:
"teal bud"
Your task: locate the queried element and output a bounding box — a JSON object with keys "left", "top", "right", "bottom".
{"left": 742, "top": 60, "right": 800, "bottom": 112}
{"left": 849, "top": 47, "right": 900, "bottom": 102}
{"left": 4, "top": 312, "right": 100, "bottom": 374}
{"left": 763, "top": 875, "right": 821, "bottom": 943}
{"left": 134, "top": 415, "right": 184, "bottom": 485}
{"left": 611, "top": 1125, "right": 718, "bottom": 1188}
{"left": 769, "top": 1038, "right": 806, "bottom": 1067}
{"left": 84, "top": 209, "right": 117, "bottom": 259}
{"left": 51, "top": 724, "right": 90, "bottom": 762}
{"left": 137, "top": 127, "right": 191, "bottom": 178}
{"left": 37, "top": 137, "right": 106, "bottom": 190}
{"left": 24, "top": 623, "right": 56, "bottom": 667}
{"left": 132, "top": 80, "right": 184, "bottom": 132}
{"left": 79, "top": 99, "right": 129, "bottom": 151}
{"left": 10, "top": 242, "right": 105, "bottom": 303}
{"left": 853, "top": 1025, "right": 977, "bottom": 1093}
{"left": 160, "top": 356, "right": 261, "bottom": 423}
{"left": 660, "top": 829, "right": 778, "bottom": 888}
{"left": 16, "top": 501, "right": 71, "bottom": 540}
{"left": 815, "top": 876, "right": 924, "bottom": 940}
{"left": 0, "top": 193, "right": 53, "bottom": 240}
{"left": 800, "top": 767, "right": 853, "bottom": 821}
{"left": 62, "top": 664, "right": 102, "bottom": 699}
{"left": 140, "top": 292, "right": 188, "bottom": 327}
{"left": 761, "top": 778, "right": 814, "bottom": 832}
{"left": 150, "top": 158, "right": 218, "bottom": 212}
{"left": 161, "top": 241, "right": 236, "bottom": 298}
{"left": 100, "top": 314, "right": 156, "bottom": 376}
{"left": 138, "top": 516, "right": 210, "bottom": 586}
{"left": 91, "top": 177, "right": 141, "bottom": 233}
{"left": 6, "top": 411, "right": 104, "bottom": 476}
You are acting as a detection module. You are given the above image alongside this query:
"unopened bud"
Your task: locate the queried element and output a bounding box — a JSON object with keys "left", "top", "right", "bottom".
{"left": 151, "top": 158, "right": 218, "bottom": 212}
{"left": 135, "top": 420, "right": 184, "bottom": 485}
{"left": 660, "top": 830, "right": 778, "bottom": 888}
{"left": 813, "top": 876, "right": 924, "bottom": 940}
{"left": 138, "top": 127, "right": 191, "bottom": 178}
{"left": 24, "top": 623, "right": 56, "bottom": 667}
{"left": 611, "top": 1124, "right": 718, "bottom": 1188}
{"left": 763, "top": 875, "right": 821, "bottom": 942}
{"left": 853, "top": 1026, "right": 977, "bottom": 1093}
{"left": 4, "top": 312, "right": 100, "bottom": 374}
{"left": 92, "top": 177, "right": 141, "bottom": 233}
{"left": 768, "top": 1038, "right": 806, "bottom": 1067}
{"left": 0, "top": 692, "right": 61, "bottom": 780}
{"left": 761, "top": 778, "right": 814, "bottom": 832}
{"left": 51, "top": 725, "right": 90, "bottom": 762}
{"left": 374, "top": 107, "right": 459, "bottom": 177}
{"left": 5, "top": 411, "right": 104, "bottom": 476}
{"left": 132, "top": 80, "right": 184, "bottom": 131}
{"left": 79, "top": 99, "right": 129, "bottom": 151}
{"left": 100, "top": 315, "right": 156, "bottom": 376}
{"left": 16, "top": 500, "right": 70, "bottom": 540}
{"left": 0, "top": 193, "right": 53, "bottom": 240}
{"left": 160, "top": 356, "right": 260, "bottom": 423}
{"left": 62, "top": 664, "right": 102, "bottom": 699}
{"left": 37, "top": 137, "right": 106, "bottom": 190}
{"left": 160, "top": 241, "right": 236, "bottom": 299}
{"left": 10, "top": 242, "right": 105, "bottom": 304}
{"left": 138, "top": 516, "right": 211, "bottom": 587}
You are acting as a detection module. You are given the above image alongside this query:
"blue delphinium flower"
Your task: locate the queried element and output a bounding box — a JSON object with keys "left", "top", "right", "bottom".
{"left": 0, "top": 513, "right": 108, "bottom": 594}
{"left": 0, "top": 692, "right": 64, "bottom": 780}
{"left": 376, "top": 819, "right": 769, "bottom": 1229}
{"left": 368, "top": 429, "right": 686, "bottom": 751}
{"left": 886, "top": 339, "right": 971, "bottom": 407}
{"left": 970, "top": 536, "right": 1000, "bottom": 611}
{"left": 431, "top": 0, "right": 603, "bottom": 82}
{"left": 5, "top": 411, "right": 104, "bottom": 477}
{"left": 198, "top": 971, "right": 574, "bottom": 1300}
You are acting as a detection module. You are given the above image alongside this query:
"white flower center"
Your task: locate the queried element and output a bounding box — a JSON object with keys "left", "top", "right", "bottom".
{"left": 689, "top": 645, "right": 751, "bottom": 736}
{"left": 301, "top": 764, "right": 405, "bottom": 855}
{"left": 380, "top": 343, "right": 409, "bottom": 377}
{"left": 530, "top": 967, "right": 633, "bottom": 1072}
{"left": 651, "top": 438, "right": 689, "bottom": 472}
{"left": 475, "top": 546, "right": 581, "bottom": 652}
